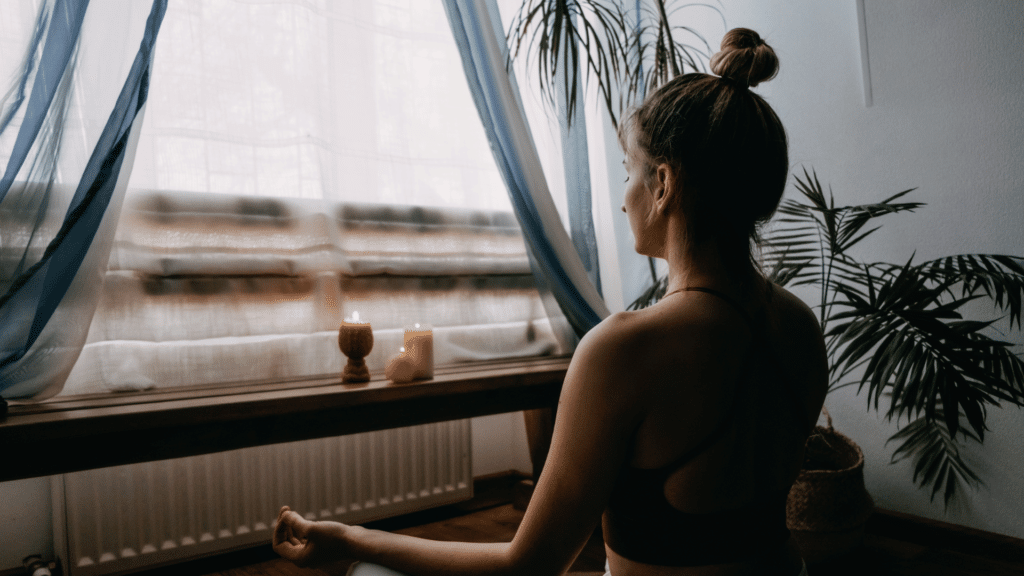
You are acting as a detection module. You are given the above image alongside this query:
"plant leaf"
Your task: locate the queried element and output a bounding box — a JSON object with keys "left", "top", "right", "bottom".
{"left": 887, "top": 412, "right": 983, "bottom": 507}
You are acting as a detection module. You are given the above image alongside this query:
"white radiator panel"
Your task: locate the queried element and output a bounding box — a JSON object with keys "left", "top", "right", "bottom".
{"left": 54, "top": 421, "right": 472, "bottom": 576}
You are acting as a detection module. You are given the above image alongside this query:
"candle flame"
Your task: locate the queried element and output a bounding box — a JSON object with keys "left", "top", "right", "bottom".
{"left": 353, "top": 311, "right": 360, "bottom": 322}
{"left": 400, "top": 347, "right": 405, "bottom": 353}
{"left": 414, "top": 322, "right": 420, "bottom": 329}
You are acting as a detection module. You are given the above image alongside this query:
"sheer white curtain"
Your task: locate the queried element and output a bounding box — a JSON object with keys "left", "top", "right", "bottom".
{"left": 129, "top": 0, "right": 510, "bottom": 209}
{"left": 60, "top": 0, "right": 566, "bottom": 395}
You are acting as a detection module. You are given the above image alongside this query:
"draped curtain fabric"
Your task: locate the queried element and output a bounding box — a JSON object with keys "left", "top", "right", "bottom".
{"left": 126, "top": 0, "right": 514, "bottom": 210}
{"left": 557, "top": 64, "right": 602, "bottom": 299}
{"left": 0, "top": 0, "right": 167, "bottom": 400}
{"left": 55, "top": 0, "right": 565, "bottom": 395}
{"left": 442, "top": 0, "right": 610, "bottom": 341}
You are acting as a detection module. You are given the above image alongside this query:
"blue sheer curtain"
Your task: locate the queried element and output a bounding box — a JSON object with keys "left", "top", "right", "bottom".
{"left": 558, "top": 74, "right": 602, "bottom": 299}
{"left": 442, "top": 0, "right": 610, "bottom": 344}
{"left": 0, "top": 0, "right": 167, "bottom": 401}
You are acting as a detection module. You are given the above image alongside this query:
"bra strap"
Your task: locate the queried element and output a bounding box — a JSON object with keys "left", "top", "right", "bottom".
{"left": 653, "top": 287, "right": 758, "bottom": 472}
{"left": 681, "top": 286, "right": 813, "bottom": 437}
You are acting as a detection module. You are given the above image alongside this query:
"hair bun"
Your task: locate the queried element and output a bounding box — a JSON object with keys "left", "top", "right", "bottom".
{"left": 709, "top": 28, "right": 779, "bottom": 88}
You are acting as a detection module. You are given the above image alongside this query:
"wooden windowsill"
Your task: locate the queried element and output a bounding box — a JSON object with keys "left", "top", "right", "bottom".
{"left": 0, "top": 355, "right": 570, "bottom": 483}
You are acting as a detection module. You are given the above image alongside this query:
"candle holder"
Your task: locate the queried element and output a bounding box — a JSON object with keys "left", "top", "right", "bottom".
{"left": 339, "top": 316, "right": 373, "bottom": 383}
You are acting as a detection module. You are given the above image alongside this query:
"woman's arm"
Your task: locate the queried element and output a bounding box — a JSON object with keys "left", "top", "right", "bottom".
{"left": 273, "top": 312, "right": 650, "bottom": 576}
{"left": 273, "top": 511, "right": 511, "bottom": 573}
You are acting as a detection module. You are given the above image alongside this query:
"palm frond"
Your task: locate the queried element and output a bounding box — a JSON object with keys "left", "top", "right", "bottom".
{"left": 827, "top": 260, "right": 1024, "bottom": 452}
{"left": 887, "top": 412, "right": 982, "bottom": 506}
{"left": 762, "top": 221, "right": 818, "bottom": 288}
{"left": 833, "top": 188, "right": 922, "bottom": 253}
{"left": 916, "top": 254, "right": 1024, "bottom": 329}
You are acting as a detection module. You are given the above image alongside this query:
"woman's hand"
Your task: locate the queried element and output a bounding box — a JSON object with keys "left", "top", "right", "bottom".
{"left": 272, "top": 506, "right": 350, "bottom": 568}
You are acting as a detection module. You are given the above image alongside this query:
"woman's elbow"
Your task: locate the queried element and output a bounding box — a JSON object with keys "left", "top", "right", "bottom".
{"left": 503, "top": 543, "right": 576, "bottom": 576}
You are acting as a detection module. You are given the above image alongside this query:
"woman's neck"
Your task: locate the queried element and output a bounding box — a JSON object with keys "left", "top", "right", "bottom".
{"left": 661, "top": 234, "right": 757, "bottom": 297}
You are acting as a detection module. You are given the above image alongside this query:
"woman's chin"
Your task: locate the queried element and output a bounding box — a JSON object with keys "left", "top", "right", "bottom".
{"left": 634, "top": 244, "right": 657, "bottom": 259}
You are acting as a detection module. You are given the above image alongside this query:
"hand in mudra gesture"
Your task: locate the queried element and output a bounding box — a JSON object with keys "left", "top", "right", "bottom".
{"left": 272, "top": 506, "right": 350, "bottom": 568}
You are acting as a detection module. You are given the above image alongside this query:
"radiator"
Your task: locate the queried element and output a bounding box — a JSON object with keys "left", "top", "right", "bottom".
{"left": 52, "top": 421, "right": 472, "bottom": 576}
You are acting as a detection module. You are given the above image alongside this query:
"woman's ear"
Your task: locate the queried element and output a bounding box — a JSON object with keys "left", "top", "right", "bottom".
{"left": 652, "top": 162, "right": 682, "bottom": 214}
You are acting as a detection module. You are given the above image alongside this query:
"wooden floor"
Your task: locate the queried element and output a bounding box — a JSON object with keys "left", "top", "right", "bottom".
{"left": 131, "top": 478, "right": 1024, "bottom": 576}
{"left": 809, "top": 532, "right": 1024, "bottom": 576}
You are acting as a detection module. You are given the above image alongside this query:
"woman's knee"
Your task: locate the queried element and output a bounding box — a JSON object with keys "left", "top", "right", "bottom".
{"left": 346, "top": 561, "right": 409, "bottom": 576}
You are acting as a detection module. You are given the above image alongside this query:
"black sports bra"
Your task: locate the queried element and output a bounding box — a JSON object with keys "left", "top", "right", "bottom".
{"left": 601, "top": 287, "right": 792, "bottom": 567}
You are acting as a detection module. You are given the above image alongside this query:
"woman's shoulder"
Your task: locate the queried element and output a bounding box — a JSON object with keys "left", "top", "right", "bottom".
{"left": 597, "top": 282, "right": 817, "bottom": 332}
{"left": 763, "top": 283, "right": 830, "bottom": 413}
{"left": 585, "top": 307, "right": 717, "bottom": 365}
{"left": 576, "top": 309, "right": 654, "bottom": 363}
{"left": 764, "top": 282, "right": 825, "bottom": 341}
{"left": 571, "top": 308, "right": 695, "bottom": 381}
{"left": 587, "top": 297, "right": 750, "bottom": 380}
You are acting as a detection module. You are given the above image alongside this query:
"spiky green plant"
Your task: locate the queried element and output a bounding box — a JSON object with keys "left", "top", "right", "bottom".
{"left": 506, "top": 0, "right": 720, "bottom": 297}
{"left": 632, "top": 169, "right": 1024, "bottom": 506}
{"left": 505, "top": 0, "right": 720, "bottom": 128}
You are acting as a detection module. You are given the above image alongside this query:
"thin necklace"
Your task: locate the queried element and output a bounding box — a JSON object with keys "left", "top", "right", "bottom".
{"left": 661, "top": 287, "right": 693, "bottom": 299}
{"left": 662, "top": 286, "right": 726, "bottom": 300}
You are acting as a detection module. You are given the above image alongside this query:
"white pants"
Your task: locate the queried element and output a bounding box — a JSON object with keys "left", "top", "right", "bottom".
{"left": 601, "top": 560, "right": 809, "bottom": 575}
{"left": 348, "top": 559, "right": 809, "bottom": 575}
{"left": 346, "top": 562, "right": 407, "bottom": 576}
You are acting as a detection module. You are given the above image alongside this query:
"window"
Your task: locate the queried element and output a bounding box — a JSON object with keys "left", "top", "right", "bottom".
{"left": 59, "top": 0, "right": 564, "bottom": 396}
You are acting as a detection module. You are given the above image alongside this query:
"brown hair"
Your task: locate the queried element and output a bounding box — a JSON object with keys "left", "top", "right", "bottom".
{"left": 620, "top": 28, "right": 788, "bottom": 281}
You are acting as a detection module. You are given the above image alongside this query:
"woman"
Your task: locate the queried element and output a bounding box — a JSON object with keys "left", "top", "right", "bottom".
{"left": 273, "top": 28, "right": 828, "bottom": 576}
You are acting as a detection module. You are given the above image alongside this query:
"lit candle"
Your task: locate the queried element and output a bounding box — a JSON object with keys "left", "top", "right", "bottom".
{"left": 403, "top": 323, "right": 433, "bottom": 379}
{"left": 339, "top": 311, "right": 373, "bottom": 383}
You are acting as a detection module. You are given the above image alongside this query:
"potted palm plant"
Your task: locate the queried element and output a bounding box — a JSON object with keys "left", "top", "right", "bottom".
{"left": 770, "top": 170, "right": 1024, "bottom": 560}
{"left": 763, "top": 169, "right": 1024, "bottom": 507}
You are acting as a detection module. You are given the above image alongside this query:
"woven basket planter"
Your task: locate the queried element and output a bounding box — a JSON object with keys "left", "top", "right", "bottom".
{"left": 786, "top": 411, "right": 874, "bottom": 565}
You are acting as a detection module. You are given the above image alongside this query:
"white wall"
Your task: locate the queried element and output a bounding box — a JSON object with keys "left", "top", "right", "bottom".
{"left": 0, "top": 413, "right": 531, "bottom": 571}
{"left": 0, "top": 477, "right": 52, "bottom": 569}
{"left": 671, "top": 0, "right": 1024, "bottom": 538}
{"left": 472, "top": 412, "right": 534, "bottom": 478}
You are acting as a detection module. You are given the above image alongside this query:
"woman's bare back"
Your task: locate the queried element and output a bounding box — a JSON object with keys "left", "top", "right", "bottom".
{"left": 606, "top": 282, "right": 827, "bottom": 576}
{"left": 629, "top": 282, "right": 826, "bottom": 508}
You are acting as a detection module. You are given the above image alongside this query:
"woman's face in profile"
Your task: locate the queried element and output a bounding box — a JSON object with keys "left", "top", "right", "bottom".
{"left": 622, "top": 143, "right": 662, "bottom": 258}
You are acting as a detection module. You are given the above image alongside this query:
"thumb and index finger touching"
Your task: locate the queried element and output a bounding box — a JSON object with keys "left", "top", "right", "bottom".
{"left": 273, "top": 505, "right": 310, "bottom": 547}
